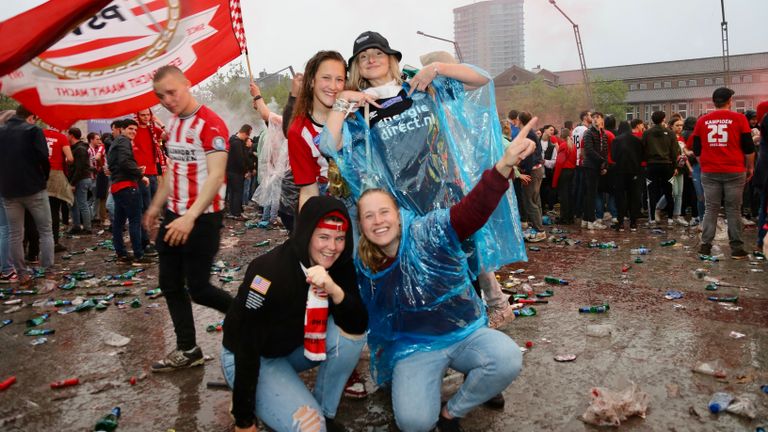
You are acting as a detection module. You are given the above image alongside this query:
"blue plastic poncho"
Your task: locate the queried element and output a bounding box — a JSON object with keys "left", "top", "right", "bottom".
{"left": 252, "top": 113, "right": 289, "bottom": 211}
{"left": 355, "top": 208, "right": 487, "bottom": 385}
{"left": 320, "top": 67, "right": 526, "bottom": 272}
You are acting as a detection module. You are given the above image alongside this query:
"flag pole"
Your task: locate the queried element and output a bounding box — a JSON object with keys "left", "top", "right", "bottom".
{"left": 245, "top": 50, "right": 254, "bottom": 82}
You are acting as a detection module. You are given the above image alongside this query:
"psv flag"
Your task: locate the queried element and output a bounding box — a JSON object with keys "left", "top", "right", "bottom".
{"left": 0, "top": 0, "right": 249, "bottom": 129}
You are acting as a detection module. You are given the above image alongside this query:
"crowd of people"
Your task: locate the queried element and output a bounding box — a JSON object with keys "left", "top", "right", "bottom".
{"left": 506, "top": 93, "right": 766, "bottom": 259}
{"left": 1, "top": 29, "right": 766, "bottom": 432}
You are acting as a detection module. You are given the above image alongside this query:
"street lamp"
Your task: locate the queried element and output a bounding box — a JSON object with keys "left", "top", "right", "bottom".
{"left": 548, "top": 0, "right": 593, "bottom": 108}
{"left": 416, "top": 31, "right": 464, "bottom": 63}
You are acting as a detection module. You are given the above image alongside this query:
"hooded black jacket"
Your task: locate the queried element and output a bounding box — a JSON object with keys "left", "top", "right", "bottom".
{"left": 610, "top": 132, "right": 643, "bottom": 174}
{"left": 222, "top": 196, "right": 367, "bottom": 427}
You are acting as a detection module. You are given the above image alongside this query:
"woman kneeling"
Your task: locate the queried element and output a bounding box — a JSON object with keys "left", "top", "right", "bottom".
{"left": 221, "top": 196, "right": 367, "bottom": 432}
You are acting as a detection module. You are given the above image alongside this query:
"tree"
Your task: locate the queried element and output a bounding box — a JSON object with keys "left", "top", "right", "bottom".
{"left": 495, "top": 76, "right": 628, "bottom": 128}
{"left": 193, "top": 63, "right": 291, "bottom": 134}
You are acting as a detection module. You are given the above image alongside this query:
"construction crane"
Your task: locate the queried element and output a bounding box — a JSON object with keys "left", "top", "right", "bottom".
{"left": 720, "top": 0, "right": 730, "bottom": 84}
{"left": 548, "top": 0, "right": 593, "bottom": 108}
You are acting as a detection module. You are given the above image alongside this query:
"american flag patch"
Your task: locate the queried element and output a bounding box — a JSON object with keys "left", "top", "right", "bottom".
{"left": 250, "top": 275, "right": 271, "bottom": 295}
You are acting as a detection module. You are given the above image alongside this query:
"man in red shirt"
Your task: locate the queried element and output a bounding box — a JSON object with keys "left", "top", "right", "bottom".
{"left": 44, "top": 127, "right": 73, "bottom": 252}
{"left": 134, "top": 109, "right": 165, "bottom": 256}
{"left": 692, "top": 87, "right": 755, "bottom": 259}
{"left": 144, "top": 66, "right": 233, "bottom": 372}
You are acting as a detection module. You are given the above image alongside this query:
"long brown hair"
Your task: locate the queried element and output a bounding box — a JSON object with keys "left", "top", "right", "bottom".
{"left": 357, "top": 188, "right": 400, "bottom": 273}
{"left": 292, "top": 51, "right": 346, "bottom": 121}
{"left": 348, "top": 53, "right": 403, "bottom": 91}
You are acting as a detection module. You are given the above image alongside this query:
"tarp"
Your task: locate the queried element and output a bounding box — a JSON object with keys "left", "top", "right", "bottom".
{"left": 0, "top": 0, "right": 247, "bottom": 129}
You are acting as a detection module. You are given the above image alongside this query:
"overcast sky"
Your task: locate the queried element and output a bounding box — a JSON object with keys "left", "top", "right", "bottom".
{"left": 240, "top": 0, "right": 767, "bottom": 75}
{"left": 1, "top": 0, "right": 765, "bottom": 75}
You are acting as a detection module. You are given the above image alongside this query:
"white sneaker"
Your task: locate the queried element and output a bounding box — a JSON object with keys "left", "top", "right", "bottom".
{"left": 655, "top": 209, "right": 663, "bottom": 223}
{"left": 674, "top": 216, "right": 689, "bottom": 227}
{"left": 667, "top": 218, "right": 674, "bottom": 226}
{"left": 581, "top": 220, "right": 588, "bottom": 228}
{"left": 603, "top": 212, "right": 612, "bottom": 221}
{"left": 588, "top": 221, "right": 607, "bottom": 230}
{"left": 742, "top": 217, "right": 755, "bottom": 226}
{"left": 611, "top": 217, "right": 618, "bottom": 224}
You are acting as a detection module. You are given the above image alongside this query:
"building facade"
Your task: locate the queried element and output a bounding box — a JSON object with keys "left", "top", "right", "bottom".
{"left": 545, "top": 52, "right": 768, "bottom": 121}
{"left": 453, "top": 0, "right": 524, "bottom": 77}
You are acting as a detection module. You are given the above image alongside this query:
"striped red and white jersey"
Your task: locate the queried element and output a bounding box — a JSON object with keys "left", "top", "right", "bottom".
{"left": 165, "top": 105, "right": 229, "bottom": 215}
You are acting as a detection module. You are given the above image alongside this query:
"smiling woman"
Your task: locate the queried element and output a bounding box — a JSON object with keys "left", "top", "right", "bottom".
{"left": 286, "top": 50, "right": 347, "bottom": 212}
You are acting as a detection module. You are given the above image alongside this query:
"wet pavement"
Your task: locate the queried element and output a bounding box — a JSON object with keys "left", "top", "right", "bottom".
{"left": 1, "top": 215, "right": 766, "bottom": 431}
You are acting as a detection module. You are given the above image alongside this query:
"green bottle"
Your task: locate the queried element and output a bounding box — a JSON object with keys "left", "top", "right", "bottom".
{"left": 130, "top": 298, "right": 141, "bottom": 308}
{"left": 75, "top": 299, "right": 96, "bottom": 312}
{"left": 544, "top": 276, "right": 568, "bottom": 285}
{"left": 26, "top": 313, "right": 50, "bottom": 327}
{"left": 536, "top": 290, "right": 554, "bottom": 298}
{"left": 660, "top": 240, "right": 677, "bottom": 247}
{"left": 705, "top": 283, "right": 718, "bottom": 291}
{"left": 94, "top": 407, "right": 121, "bottom": 431}
{"left": 25, "top": 328, "right": 55, "bottom": 336}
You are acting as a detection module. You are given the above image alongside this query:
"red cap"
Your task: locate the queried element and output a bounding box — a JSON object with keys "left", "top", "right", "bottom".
{"left": 316, "top": 210, "right": 349, "bottom": 232}
{"left": 756, "top": 101, "right": 768, "bottom": 127}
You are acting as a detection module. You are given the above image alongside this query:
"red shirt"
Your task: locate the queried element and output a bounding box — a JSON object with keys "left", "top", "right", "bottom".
{"left": 287, "top": 115, "right": 328, "bottom": 186}
{"left": 165, "top": 105, "right": 229, "bottom": 215}
{"left": 692, "top": 110, "right": 751, "bottom": 173}
{"left": 605, "top": 130, "right": 615, "bottom": 164}
{"left": 44, "top": 129, "right": 69, "bottom": 171}
{"left": 132, "top": 125, "right": 163, "bottom": 175}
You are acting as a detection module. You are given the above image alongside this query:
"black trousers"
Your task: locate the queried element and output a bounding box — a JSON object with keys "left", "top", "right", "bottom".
{"left": 581, "top": 168, "right": 600, "bottom": 222}
{"left": 24, "top": 210, "right": 39, "bottom": 260}
{"left": 157, "top": 210, "right": 233, "bottom": 351}
{"left": 49, "top": 197, "right": 65, "bottom": 244}
{"left": 614, "top": 173, "right": 643, "bottom": 225}
{"left": 557, "top": 168, "right": 575, "bottom": 224}
{"left": 647, "top": 164, "right": 674, "bottom": 220}
{"left": 226, "top": 172, "right": 245, "bottom": 216}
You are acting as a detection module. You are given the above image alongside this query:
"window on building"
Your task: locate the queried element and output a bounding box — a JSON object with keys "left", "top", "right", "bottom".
{"left": 704, "top": 78, "right": 713, "bottom": 85}
{"left": 629, "top": 83, "right": 637, "bottom": 91}
{"left": 734, "top": 100, "right": 746, "bottom": 113}
{"left": 651, "top": 104, "right": 661, "bottom": 115}
{"left": 743, "top": 75, "right": 753, "bottom": 83}
{"left": 677, "top": 103, "right": 688, "bottom": 118}
{"left": 715, "top": 77, "right": 724, "bottom": 85}
{"left": 663, "top": 81, "right": 672, "bottom": 88}
{"left": 678, "top": 80, "right": 686, "bottom": 87}
{"left": 688, "top": 79, "right": 696, "bottom": 86}
{"left": 626, "top": 109, "right": 634, "bottom": 121}
{"left": 653, "top": 82, "right": 661, "bottom": 89}
{"left": 731, "top": 76, "right": 741, "bottom": 84}
{"left": 639, "top": 83, "right": 647, "bottom": 90}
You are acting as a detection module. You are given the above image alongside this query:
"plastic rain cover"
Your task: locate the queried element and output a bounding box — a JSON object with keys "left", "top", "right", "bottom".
{"left": 355, "top": 209, "right": 487, "bottom": 385}
{"left": 252, "top": 113, "right": 289, "bottom": 211}
{"left": 319, "top": 67, "right": 526, "bottom": 272}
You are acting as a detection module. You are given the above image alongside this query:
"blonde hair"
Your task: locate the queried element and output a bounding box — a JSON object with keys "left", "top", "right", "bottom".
{"left": 356, "top": 188, "right": 400, "bottom": 272}
{"left": 348, "top": 54, "right": 403, "bottom": 91}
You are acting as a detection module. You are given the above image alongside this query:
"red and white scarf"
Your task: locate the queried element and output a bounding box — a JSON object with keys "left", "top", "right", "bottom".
{"left": 301, "top": 263, "right": 328, "bottom": 361}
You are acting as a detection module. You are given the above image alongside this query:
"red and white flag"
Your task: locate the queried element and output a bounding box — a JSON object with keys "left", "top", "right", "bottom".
{"left": 0, "top": 0, "right": 248, "bottom": 129}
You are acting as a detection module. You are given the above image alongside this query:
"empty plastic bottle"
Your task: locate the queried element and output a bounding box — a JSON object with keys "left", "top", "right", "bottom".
{"left": 25, "top": 328, "right": 54, "bottom": 336}
{"left": 630, "top": 247, "right": 650, "bottom": 255}
{"left": 544, "top": 276, "right": 568, "bottom": 285}
{"left": 513, "top": 307, "right": 537, "bottom": 317}
{"left": 26, "top": 313, "right": 50, "bottom": 327}
{"left": 578, "top": 303, "right": 610, "bottom": 313}
{"left": 130, "top": 298, "right": 141, "bottom": 308}
{"left": 1, "top": 319, "right": 12, "bottom": 329}
{"left": 708, "top": 392, "right": 733, "bottom": 414}
{"left": 660, "top": 240, "right": 677, "bottom": 247}
{"left": 94, "top": 407, "right": 121, "bottom": 431}
{"left": 707, "top": 296, "right": 738, "bottom": 303}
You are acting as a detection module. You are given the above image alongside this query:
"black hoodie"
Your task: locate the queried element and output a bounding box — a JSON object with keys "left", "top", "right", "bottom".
{"left": 222, "top": 196, "right": 367, "bottom": 427}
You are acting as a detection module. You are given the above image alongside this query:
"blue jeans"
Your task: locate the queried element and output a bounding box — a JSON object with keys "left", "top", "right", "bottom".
{"left": 138, "top": 176, "right": 157, "bottom": 247}
{"left": 220, "top": 318, "right": 365, "bottom": 430}
{"left": 595, "top": 192, "right": 617, "bottom": 220}
{"left": 112, "top": 187, "right": 143, "bottom": 258}
{"left": 243, "top": 176, "right": 253, "bottom": 204}
{"left": 72, "top": 178, "right": 93, "bottom": 230}
{"left": 691, "top": 164, "right": 706, "bottom": 218}
{"left": 391, "top": 327, "right": 522, "bottom": 432}
{"left": 0, "top": 197, "right": 13, "bottom": 274}
{"left": 2, "top": 190, "right": 54, "bottom": 276}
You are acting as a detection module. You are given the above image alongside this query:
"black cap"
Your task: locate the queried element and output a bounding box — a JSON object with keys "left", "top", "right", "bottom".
{"left": 349, "top": 31, "right": 402, "bottom": 66}
{"left": 712, "top": 87, "right": 735, "bottom": 105}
